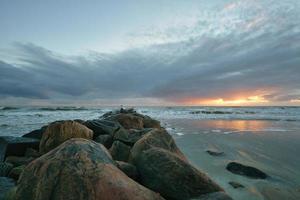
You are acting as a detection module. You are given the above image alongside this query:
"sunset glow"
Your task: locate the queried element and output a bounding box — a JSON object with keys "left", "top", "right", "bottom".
{"left": 184, "top": 95, "right": 269, "bottom": 106}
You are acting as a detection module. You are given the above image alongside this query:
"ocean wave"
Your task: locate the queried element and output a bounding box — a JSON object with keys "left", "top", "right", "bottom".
{"left": 0, "top": 106, "right": 19, "bottom": 110}
{"left": 190, "top": 110, "right": 256, "bottom": 115}
{"left": 38, "top": 106, "right": 88, "bottom": 111}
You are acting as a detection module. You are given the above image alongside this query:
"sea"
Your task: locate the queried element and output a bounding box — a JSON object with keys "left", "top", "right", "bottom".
{"left": 1, "top": 106, "right": 300, "bottom": 200}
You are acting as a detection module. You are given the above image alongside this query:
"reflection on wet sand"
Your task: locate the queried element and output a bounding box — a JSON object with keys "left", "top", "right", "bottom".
{"left": 189, "top": 120, "right": 275, "bottom": 134}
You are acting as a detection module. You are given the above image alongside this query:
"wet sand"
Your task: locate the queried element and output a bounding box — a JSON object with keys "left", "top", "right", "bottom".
{"left": 164, "top": 119, "right": 300, "bottom": 200}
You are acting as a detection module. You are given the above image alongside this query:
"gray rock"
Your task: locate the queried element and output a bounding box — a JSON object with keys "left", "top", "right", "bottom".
{"left": 94, "top": 134, "right": 113, "bottom": 149}
{"left": 226, "top": 162, "right": 268, "bottom": 179}
{"left": 22, "top": 126, "right": 47, "bottom": 139}
{"left": 110, "top": 141, "right": 131, "bottom": 162}
{"left": 83, "top": 119, "right": 123, "bottom": 138}
{"left": 0, "top": 136, "right": 40, "bottom": 162}
{"left": 116, "top": 161, "right": 139, "bottom": 180}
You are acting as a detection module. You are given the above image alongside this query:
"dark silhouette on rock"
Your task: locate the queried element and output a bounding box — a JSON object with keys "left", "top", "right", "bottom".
{"left": 0, "top": 136, "right": 39, "bottom": 162}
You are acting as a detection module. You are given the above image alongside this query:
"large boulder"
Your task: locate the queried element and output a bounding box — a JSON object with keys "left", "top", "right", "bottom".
{"left": 226, "top": 162, "right": 268, "bottom": 179}
{"left": 0, "top": 136, "right": 40, "bottom": 162}
{"left": 114, "top": 128, "right": 153, "bottom": 146}
{"left": 133, "top": 147, "right": 223, "bottom": 200}
{"left": 109, "top": 141, "right": 131, "bottom": 162}
{"left": 39, "top": 120, "right": 93, "bottom": 154}
{"left": 15, "top": 138, "right": 164, "bottom": 200}
{"left": 106, "top": 113, "right": 144, "bottom": 129}
{"left": 94, "top": 134, "right": 113, "bottom": 149}
{"left": 130, "top": 128, "right": 187, "bottom": 162}
{"left": 102, "top": 108, "right": 161, "bottom": 129}
{"left": 142, "top": 116, "right": 161, "bottom": 129}
{"left": 83, "top": 119, "right": 125, "bottom": 138}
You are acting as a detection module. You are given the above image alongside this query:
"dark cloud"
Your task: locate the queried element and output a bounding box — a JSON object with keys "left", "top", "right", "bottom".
{"left": 0, "top": 7, "right": 300, "bottom": 105}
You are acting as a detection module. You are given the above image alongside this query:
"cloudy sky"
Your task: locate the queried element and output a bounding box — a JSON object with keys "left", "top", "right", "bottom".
{"left": 0, "top": 0, "right": 300, "bottom": 106}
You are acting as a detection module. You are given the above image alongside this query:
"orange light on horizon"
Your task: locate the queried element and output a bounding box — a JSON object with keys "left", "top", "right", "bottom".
{"left": 290, "top": 99, "right": 300, "bottom": 103}
{"left": 183, "top": 95, "right": 269, "bottom": 106}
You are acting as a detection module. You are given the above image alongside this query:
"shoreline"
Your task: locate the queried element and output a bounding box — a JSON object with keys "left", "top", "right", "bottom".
{"left": 1, "top": 109, "right": 300, "bottom": 199}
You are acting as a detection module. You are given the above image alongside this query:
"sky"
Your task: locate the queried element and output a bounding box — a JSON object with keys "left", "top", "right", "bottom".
{"left": 0, "top": 0, "right": 300, "bottom": 106}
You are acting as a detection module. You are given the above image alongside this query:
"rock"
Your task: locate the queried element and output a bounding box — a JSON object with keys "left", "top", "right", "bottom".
{"left": 130, "top": 128, "right": 187, "bottom": 162}
{"left": 228, "top": 181, "right": 244, "bottom": 189}
{"left": 94, "top": 134, "right": 113, "bottom": 149}
{"left": 39, "top": 120, "right": 93, "bottom": 154}
{"left": 133, "top": 147, "right": 223, "bottom": 200}
{"left": 22, "top": 125, "right": 47, "bottom": 139}
{"left": 109, "top": 141, "right": 131, "bottom": 162}
{"left": 226, "top": 162, "right": 268, "bottom": 179}
{"left": 142, "top": 116, "right": 161, "bottom": 128}
{"left": 0, "top": 177, "right": 15, "bottom": 200}
{"left": 15, "top": 138, "right": 164, "bottom": 200}
{"left": 0, "top": 162, "right": 13, "bottom": 176}
{"left": 116, "top": 161, "right": 139, "bottom": 180}
{"left": 206, "top": 150, "right": 224, "bottom": 156}
{"left": 8, "top": 165, "right": 25, "bottom": 180}
{"left": 0, "top": 136, "right": 40, "bottom": 162}
{"left": 114, "top": 128, "right": 153, "bottom": 145}
{"left": 102, "top": 109, "right": 161, "bottom": 129}
{"left": 24, "top": 148, "right": 40, "bottom": 158}
{"left": 106, "top": 113, "right": 144, "bottom": 129}
{"left": 5, "top": 156, "right": 34, "bottom": 167}
{"left": 83, "top": 119, "right": 123, "bottom": 138}
{"left": 192, "top": 192, "right": 233, "bottom": 200}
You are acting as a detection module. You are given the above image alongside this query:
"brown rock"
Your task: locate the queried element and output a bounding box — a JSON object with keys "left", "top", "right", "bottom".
{"left": 133, "top": 147, "right": 223, "bottom": 200}
{"left": 106, "top": 113, "right": 144, "bottom": 129}
{"left": 114, "top": 128, "right": 153, "bottom": 146}
{"left": 39, "top": 120, "right": 93, "bottom": 154}
{"left": 142, "top": 116, "right": 161, "bottom": 128}
{"left": 130, "top": 128, "right": 187, "bottom": 162}
{"left": 15, "top": 138, "right": 164, "bottom": 200}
